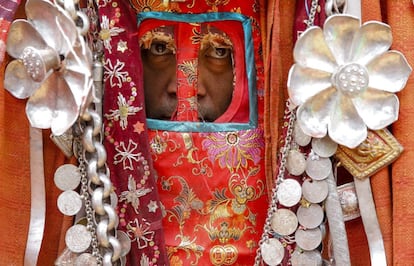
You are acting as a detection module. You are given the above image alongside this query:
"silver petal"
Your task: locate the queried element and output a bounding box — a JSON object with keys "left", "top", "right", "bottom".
{"left": 25, "top": 0, "right": 77, "bottom": 55}
{"left": 63, "top": 69, "right": 90, "bottom": 108}
{"left": 350, "top": 21, "right": 392, "bottom": 66}
{"left": 26, "top": 72, "right": 78, "bottom": 135}
{"left": 287, "top": 64, "right": 332, "bottom": 106}
{"left": 4, "top": 60, "right": 42, "bottom": 99}
{"left": 352, "top": 88, "right": 399, "bottom": 130}
{"left": 6, "top": 19, "right": 48, "bottom": 58}
{"left": 367, "top": 51, "right": 412, "bottom": 93}
{"left": 294, "top": 27, "right": 337, "bottom": 73}
{"left": 297, "top": 87, "right": 338, "bottom": 138}
{"left": 323, "top": 14, "right": 360, "bottom": 65}
{"left": 328, "top": 93, "right": 367, "bottom": 148}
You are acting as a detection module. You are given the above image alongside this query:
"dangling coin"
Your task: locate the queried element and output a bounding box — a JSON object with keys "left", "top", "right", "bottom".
{"left": 295, "top": 228, "right": 322, "bottom": 251}
{"left": 311, "top": 136, "right": 338, "bottom": 158}
{"left": 293, "top": 122, "right": 312, "bottom": 146}
{"left": 57, "top": 190, "right": 83, "bottom": 216}
{"left": 271, "top": 208, "right": 298, "bottom": 236}
{"left": 74, "top": 253, "right": 98, "bottom": 266}
{"left": 291, "top": 249, "right": 323, "bottom": 266}
{"left": 286, "top": 150, "right": 307, "bottom": 176}
{"left": 305, "top": 156, "right": 332, "bottom": 180}
{"left": 277, "top": 179, "right": 302, "bottom": 207}
{"left": 54, "top": 164, "right": 81, "bottom": 191}
{"left": 65, "top": 224, "right": 92, "bottom": 253}
{"left": 261, "top": 238, "right": 285, "bottom": 265}
{"left": 302, "top": 179, "right": 329, "bottom": 203}
{"left": 117, "top": 230, "right": 132, "bottom": 257}
{"left": 296, "top": 204, "right": 324, "bottom": 229}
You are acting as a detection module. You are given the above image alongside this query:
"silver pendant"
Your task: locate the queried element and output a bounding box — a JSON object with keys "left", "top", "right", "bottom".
{"left": 277, "top": 179, "right": 302, "bottom": 207}
{"left": 305, "top": 156, "right": 332, "bottom": 180}
{"left": 261, "top": 238, "right": 285, "bottom": 265}
{"left": 301, "top": 179, "right": 329, "bottom": 204}
{"left": 57, "top": 190, "right": 83, "bottom": 216}
{"left": 311, "top": 136, "right": 338, "bottom": 158}
{"left": 296, "top": 204, "right": 324, "bottom": 229}
{"left": 271, "top": 208, "right": 298, "bottom": 236}
{"left": 54, "top": 164, "right": 81, "bottom": 191}
{"left": 291, "top": 249, "right": 323, "bottom": 266}
{"left": 65, "top": 224, "right": 92, "bottom": 253}
{"left": 286, "top": 150, "right": 307, "bottom": 176}
{"left": 74, "top": 253, "right": 98, "bottom": 266}
{"left": 295, "top": 228, "right": 322, "bottom": 251}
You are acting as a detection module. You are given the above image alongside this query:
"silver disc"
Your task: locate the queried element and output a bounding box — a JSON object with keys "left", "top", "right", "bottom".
{"left": 261, "top": 238, "right": 285, "bottom": 265}
{"left": 302, "top": 179, "right": 329, "bottom": 203}
{"left": 311, "top": 136, "right": 338, "bottom": 158}
{"left": 54, "top": 164, "right": 81, "bottom": 191}
{"left": 286, "top": 150, "right": 307, "bottom": 176}
{"left": 296, "top": 204, "right": 324, "bottom": 229}
{"left": 277, "top": 179, "right": 302, "bottom": 207}
{"left": 117, "top": 230, "right": 132, "bottom": 257}
{"left": 271, "top": 208, "right": 298, "bottom": 236}
{"left": 305, "top": 156, "right": 332, "bottom": 180}
{"left": 65, "top": 224, "right": 92, "bottom": 253}
{"left": 291, "top": 249, "right": 322, "bottom": 266}
{"left": 57, "top": 190, "right": 83, "bottom": 216}
{"left": 293, "top": 122, "right": 312, "bottom": 146}
{"left": 295, "top": 228, "right": 322, "bottom": 251}
{"left": 74, "top": 253, "right": 98, "bottom": 266}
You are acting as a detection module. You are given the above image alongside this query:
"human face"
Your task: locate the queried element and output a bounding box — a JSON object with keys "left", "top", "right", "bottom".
{"left": 140, "top": 25, "right": 234, "bottom": 122}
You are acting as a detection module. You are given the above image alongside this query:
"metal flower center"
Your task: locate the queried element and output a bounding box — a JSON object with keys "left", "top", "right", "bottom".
{"left": 335, "top": 63, "right": 369, "bottom": 97}
{"left": 22, "top": 46, "right": 60, "bottom": 82}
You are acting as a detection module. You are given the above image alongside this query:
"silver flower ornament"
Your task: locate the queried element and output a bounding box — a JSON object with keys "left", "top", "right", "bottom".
{"left": 288, "top": 15, "right": 411, "bottom": 148}
{"left": 4, "top": 0, "right": 93, "bottom": 136}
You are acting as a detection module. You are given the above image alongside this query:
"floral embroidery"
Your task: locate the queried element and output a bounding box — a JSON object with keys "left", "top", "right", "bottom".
{"left": 177, "top": 60, "right": 198, "bottom": 86}
{"left": 99, "top": 15, "right": 125, "bottom": 53}
{"left": 133, "top": 121, "right": 146, "bottom": 134}
{"left": 120, "top": 175, "right": 152, "bottom": 214}
{"left": 103, "top": 58, "right": 129, "bottom": 88}
{"left": 202, "top": 130, "right": 264, "bottom": 172}
{"left": 127, "top": 218, "right": 155, "bottom": 249}
{"left": 114, "top": 139, "right": 142, "bottom": 170}
{"left": 129, "top": 0, "right": 181, "bottom": 12}
{"left": 105, "top": 93, "right": 143, "bottom": 130}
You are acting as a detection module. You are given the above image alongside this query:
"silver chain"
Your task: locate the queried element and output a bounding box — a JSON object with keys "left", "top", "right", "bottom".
{"left": 304, "top": 0, "right": 320, "bottom": 27}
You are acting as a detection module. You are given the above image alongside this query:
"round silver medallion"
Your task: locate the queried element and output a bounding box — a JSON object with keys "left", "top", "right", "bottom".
{"left": 277, "top": 179, "right": 302, "bottom": 207}
{"left": 261, "top": 238, "right": 285, "bottom": 265}
{"left": 74, "top": 253, "right": 98, "bottom": 266}
{"left": 293, "top": 122, "right": 312, "bottom": 146}
{"left": 54, "top": 164, "right": 81, "bottom": 191}
{"left": 302, "top": 179, "right": 329, "bottom": 203}
{"left": 295, "top": 228, "right": 322, "bottom": 251}
{"left": 286, "top": 150, "right": 307, "bottom": 176}
{"left": 311, "top": 136, "right": 338, "bottom": 158}
{"left": 305, "top": 157, "right": 332, "bottom": 180}
{"left": 57, "top": 190, "right": 83, "bottom": 216}
{"left": 117, "top": 230, "right": 132, "bottom": 257}
{"left": 291, "top": 249, "right": 323, "bottom": 266}
{"left": 271, "top": 208, "right": 298, "bottom": 236}
{"left": 65, "top": 224, "right": 92, "bottom": 253}
{"left": 296, "top": 204, "right": 324, "bottom": 229}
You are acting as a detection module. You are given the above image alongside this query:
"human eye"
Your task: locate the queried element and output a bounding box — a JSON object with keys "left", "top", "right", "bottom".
{"left": 205, "top": 46, "right": 231, "bottom": 59}
{"left": 149, "top": 42, "right": 173, "bottom": 56}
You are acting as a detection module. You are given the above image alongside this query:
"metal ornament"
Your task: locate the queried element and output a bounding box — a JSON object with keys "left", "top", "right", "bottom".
{"left": 261, "top": 238, "right": 285, "bottom": 266}
{"left": 65, "top": 224, "right": 92, "bottom": 253}
{"left": 54, "top": 164, "right": 81, "bottom": 191}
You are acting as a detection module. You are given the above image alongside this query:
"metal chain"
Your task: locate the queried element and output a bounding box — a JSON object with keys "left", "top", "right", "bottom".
{"left": 304, "top": 0, "right": 320, "bottom": 27}
{"left": 253, "top": 103, "right": 296, "bottom": 266}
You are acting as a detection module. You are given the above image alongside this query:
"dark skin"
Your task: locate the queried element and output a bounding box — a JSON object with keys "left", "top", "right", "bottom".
{"left": 141, "top": 39, "right": 234, "bottom": 122}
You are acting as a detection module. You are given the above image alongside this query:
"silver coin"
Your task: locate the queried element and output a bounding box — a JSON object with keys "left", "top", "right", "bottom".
{"left": 54, "top": 164, "right": 81, "bottom": 191}
{"left": 305, "top": 156, "right": 332, "bottom": 180}
{"left": 57, "top": 190, "right": 83, "bottom": 216}
{"left": 291, "top": 249, "right": 322, "bottom": 266}
{"left": 117, "top": 230, "right": 132, "bottom": 257}
{"left": 286, "top": 150, "right": 307, "bottom": 176}
{"left": 261, "top": 238, "right": 285, "bottom": 265}
{"left": 296, "top": 204, "right": 324, "bottom": 229}
{"left": 271, "top": 208, "right": 298, "bottom": 236}
{"left": 295, "top": 228, "right": 322, "bottom": 251}
{"left": 65, "top": 224, "right": 92, "bottom": 253}
{"left": 293, "top": 122, "right": 312, "bottom": 146}
{"left": 301, "top": 179, "right": 329, "bottom": 203}
{"left": 277, "top": 179, "right": 302, "bottom": 207}
{"left": 311, "top": 136, "right": 338, "bottom": 158}
{"left": 74, "top": 253, "right": 98, "bottom": 266}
